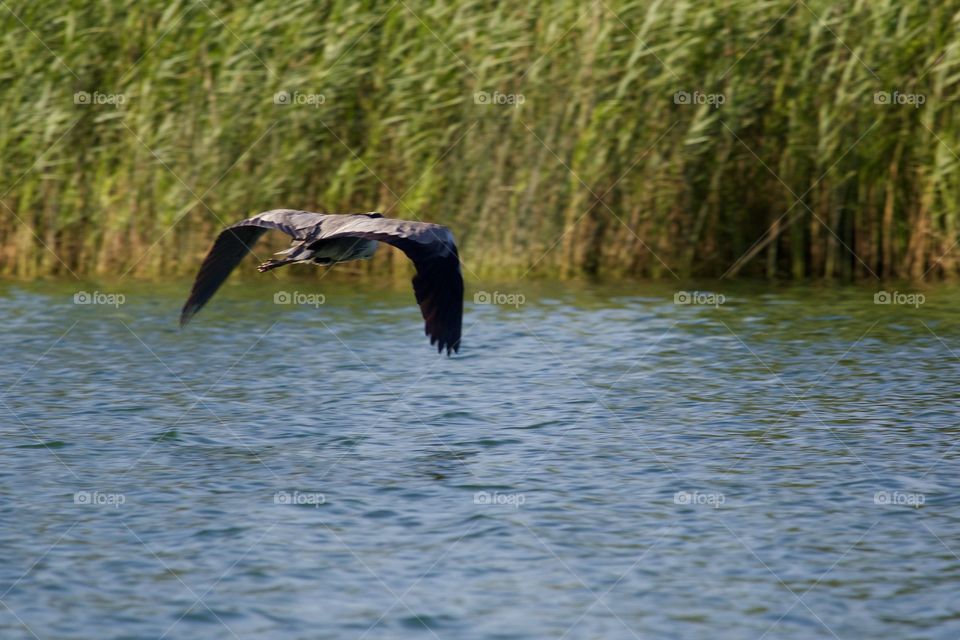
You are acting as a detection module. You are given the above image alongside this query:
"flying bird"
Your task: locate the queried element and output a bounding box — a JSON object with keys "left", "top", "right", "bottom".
{"left": 180, "top": 210, "right": 463, "bottom": 354}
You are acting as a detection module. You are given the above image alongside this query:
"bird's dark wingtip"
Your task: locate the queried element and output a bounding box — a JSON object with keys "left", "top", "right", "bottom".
{"left": 179, "top": 305, "right": 197, "bottom": 329}
{"left": 440, "top": 338, "right": 460, "bottom": 356}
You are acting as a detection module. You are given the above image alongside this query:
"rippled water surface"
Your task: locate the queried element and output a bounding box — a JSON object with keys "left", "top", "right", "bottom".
{"left": 1, "top": 279, "right": 959, "bottom": 639}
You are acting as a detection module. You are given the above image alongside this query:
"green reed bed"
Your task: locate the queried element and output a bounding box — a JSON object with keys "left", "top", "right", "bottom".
{"left": 0, "top": 0, "right": 957, "bottom": 280}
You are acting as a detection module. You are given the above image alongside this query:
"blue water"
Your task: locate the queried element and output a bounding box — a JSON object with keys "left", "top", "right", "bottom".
{"left": 1, "top": 279, "right": 958, "bottom": 639}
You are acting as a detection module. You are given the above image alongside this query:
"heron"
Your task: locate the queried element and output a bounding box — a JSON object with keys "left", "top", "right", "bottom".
{"left": 180, "top": 210, "right": 463, "bottom": 354}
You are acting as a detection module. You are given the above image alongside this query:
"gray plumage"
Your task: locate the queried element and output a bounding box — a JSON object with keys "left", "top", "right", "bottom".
{"left": 180, "top": 210, "right": 463, "bottom": 354}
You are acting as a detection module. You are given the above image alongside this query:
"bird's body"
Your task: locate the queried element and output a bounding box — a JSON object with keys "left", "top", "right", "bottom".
{"left": 180, "top": 210, "right": 463, "bottom": 354}
{"left": 260, "top": 234, "right": 379, "bottom": 270}
{"left": 306, "top": 235, "right": 380, "bottom": 263}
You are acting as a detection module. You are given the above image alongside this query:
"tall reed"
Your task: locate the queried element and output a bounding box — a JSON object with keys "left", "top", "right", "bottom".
{"left": 0, "top": 0, "right": 957, "bottom": 281}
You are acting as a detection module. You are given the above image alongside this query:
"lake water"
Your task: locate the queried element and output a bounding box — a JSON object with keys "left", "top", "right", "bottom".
{"left": 1, "top": 279, "right": 958, "bottom": 639}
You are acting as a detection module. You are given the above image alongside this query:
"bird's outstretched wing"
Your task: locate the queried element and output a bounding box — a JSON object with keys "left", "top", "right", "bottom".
{"left": 318, "top": 216, "right": 463, "bottom": 355}
{"left": 179, "top": 210, "right": 328, "bottom": 326}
